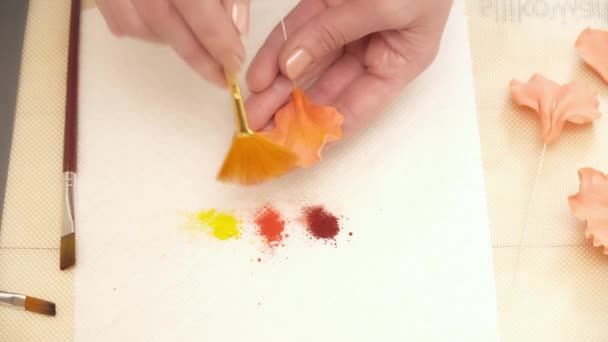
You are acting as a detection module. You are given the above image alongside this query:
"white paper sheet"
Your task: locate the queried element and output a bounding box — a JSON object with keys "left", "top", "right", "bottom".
{"left": 75, "top": 1, "right": 499, "bottom": 341}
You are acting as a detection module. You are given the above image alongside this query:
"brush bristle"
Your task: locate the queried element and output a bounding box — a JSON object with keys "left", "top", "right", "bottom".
{"left": 217, "top": 133, "right": 297, "bottom": 185}
{"left": 60, "top": 233, "right": 76, "bottom": 270}
{"left": 25, "top": 297, "right": 56, "bottom": 316}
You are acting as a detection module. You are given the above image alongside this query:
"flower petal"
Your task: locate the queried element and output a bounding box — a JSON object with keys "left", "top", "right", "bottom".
{"left": 262, "top": 88, "right": 344, "bottom": 168}
{"left": 510, "top": 74, "right": 600, "bottom": 144}
{"left": 576, "top": 28, "right": 608, "bottom": 83}
{"left": 548, "top": 81, "right": 601, "bottom": 142}
{"left": 510, "top": 75, "right": 558, "bottom": 139}
{"left": 569, "top": 168, "right": 608, "bottom": 254}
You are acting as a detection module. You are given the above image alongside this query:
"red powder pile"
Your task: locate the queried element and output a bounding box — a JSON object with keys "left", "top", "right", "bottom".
{"left": 303, "top": 206, "right": 340, "bottom": 239}
{"left": 255, "top": 206, "right": 286, "bottom": 247}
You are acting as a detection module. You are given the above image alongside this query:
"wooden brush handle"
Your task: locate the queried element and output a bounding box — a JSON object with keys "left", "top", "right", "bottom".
{"left": 63, "top": 0, "right": 80, "bottom": 173}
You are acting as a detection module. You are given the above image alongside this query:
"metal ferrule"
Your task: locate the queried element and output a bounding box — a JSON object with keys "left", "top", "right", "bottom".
{"left": 225, "top": 73, "right": 252, "bottom": 135}
{"left": 0, "top": 291, "right": 26, "bottom": 309}
{"left": 62, "top": 171, "right": 76, "bottom": 237}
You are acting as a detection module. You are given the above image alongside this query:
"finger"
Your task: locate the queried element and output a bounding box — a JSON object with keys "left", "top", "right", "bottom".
{"left": 221, "top": 0, "right": 249, "bottom": 36}
{"left": 306, "top": 49, "right": 366, "bottom": 106}
{"left": 231, "top": 0, "right": 250, "bottom": 35}
{"left": 245, "top": 76, "right": 294, "bottom": 131}
{"left": 333, "top": 74, "right": 404, "bottom": 135}
{"left": 103, "top": 0, "right": 159, "bottom": 41}
{"left": 172, "top": 0, "right": 245, "bottom": 73}
{"left": 97, "top": 0, "right": 123, "bottom": 36}
{"left": 320, "top": 32, "right": 436, "bottom": 135}
{"left": 113, "top": 0, "right": 159, "bottom": 41}
{"left": 244, "top": 51, "right": 341, "bottom": 130}
{"left": 221, "top": 0, "right": 234, "bottom": 31}
{"left": 246, "top": 0, "right": 327, "bottom": 93}
{"left": 246, "top": 51, "right": 365, "bottom": 133}
{"left": 133, "top": 0, "right": 225, "bottom": 86}
{"left": 279, "top": 0, "right": 384, "bottom": 80}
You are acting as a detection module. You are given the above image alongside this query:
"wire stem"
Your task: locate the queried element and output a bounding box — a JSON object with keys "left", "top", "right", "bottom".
{"left": 512, "top": 143, "right": 547, "bottom": 288}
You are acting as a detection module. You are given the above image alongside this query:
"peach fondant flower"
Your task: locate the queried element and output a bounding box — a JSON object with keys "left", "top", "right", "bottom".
{"left": 510, "top": 74, "right": 601, "bottom": 144}
{"left": 576, "top": 28, "right": 608, "bottom": 83}
{"left": 569, "top": 168, "right": 608, "bottom": 254}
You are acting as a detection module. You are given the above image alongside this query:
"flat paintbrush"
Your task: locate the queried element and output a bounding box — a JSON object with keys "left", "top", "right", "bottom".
{"left": 60, "top": 0, "right": 81, "bottom": 270}
{"left": 0, "top": 290, "right": 56, "bottom": 316}
{"left": 217, "top": 74, "right": 297, "bottom": 185}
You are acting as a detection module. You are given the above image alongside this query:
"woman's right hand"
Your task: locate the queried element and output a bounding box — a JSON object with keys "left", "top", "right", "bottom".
{"left": 97, "top": 0, "right": 250, "bottom": 87}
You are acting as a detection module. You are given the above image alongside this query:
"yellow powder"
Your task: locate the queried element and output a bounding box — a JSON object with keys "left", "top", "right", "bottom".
{"left": 196, "top": 209, "right": 241, "bottom": 240}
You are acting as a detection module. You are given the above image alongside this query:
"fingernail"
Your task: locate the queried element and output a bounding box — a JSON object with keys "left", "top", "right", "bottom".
{"left": 232, "top": 2, "right": 249, "bottom": 35}
{"left": 285, "top": 48, "right": 312, "bottom": 80}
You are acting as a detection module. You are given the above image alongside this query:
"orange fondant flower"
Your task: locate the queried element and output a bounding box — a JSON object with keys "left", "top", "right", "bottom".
{"left": 569, "top": 168, "right": 608, "bottom": 254}
{"left": 263, "top": 88, "right": 343, "bottom": 168}
{"left": 510, "top": 74, "right": 601, "bottom": 144}
{"left": 576, "top": 28, "right": 608, "bottom": 83}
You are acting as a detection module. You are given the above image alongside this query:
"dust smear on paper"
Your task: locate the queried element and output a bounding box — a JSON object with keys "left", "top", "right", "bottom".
{"left": 184, "top": 209, "right": 242, "bottom": 240}
{"left": 255, "top": 205, "right": 287, "bottom": 250}
{"left": 183, "top": 205, "right": 350, "bottom": 261}
{"left": 303, "top": 206, "right": 341, "bottom": 241}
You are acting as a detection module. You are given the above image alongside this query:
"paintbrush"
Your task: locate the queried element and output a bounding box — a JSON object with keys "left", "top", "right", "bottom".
{"left": 0, "top": 290, "right": 56, "bottom": 316}
{"left": 60, "top": 0, "right": 80, "bottom": 270}
{"left": 217, "top": 74, "right": 297, "bottom": 185}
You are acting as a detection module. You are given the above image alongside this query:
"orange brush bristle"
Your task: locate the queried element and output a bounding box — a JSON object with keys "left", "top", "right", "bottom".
{"left": 218, "top": 133, "right": 297, "bottom": 185}
{"left": 217, "top": 74, "right": 297, "bottom": 185}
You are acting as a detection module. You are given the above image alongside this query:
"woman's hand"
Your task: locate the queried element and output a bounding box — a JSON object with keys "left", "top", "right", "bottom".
{"left": 245, "top": 0, "right": 453, "bottom": 133}
{"left": 97, "top": 0, "right": 250, "bottom": 86}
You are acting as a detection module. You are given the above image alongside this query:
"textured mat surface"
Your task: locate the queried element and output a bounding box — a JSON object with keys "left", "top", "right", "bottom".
{"left": 0, "top": 1, "right": 94, "bottom": 341}
{"left": 467, "top": 0, "right": 608, "bottom": 340}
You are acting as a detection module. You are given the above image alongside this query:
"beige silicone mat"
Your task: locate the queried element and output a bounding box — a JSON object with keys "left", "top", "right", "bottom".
{"left": 3, "top": 0, "right": 608, "bottom": 341}
{"left": 0, "top": 1, "right": 94, "bottom": 342}
{"left": 467, "top": 0, "right": 608, "bottom": 340}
